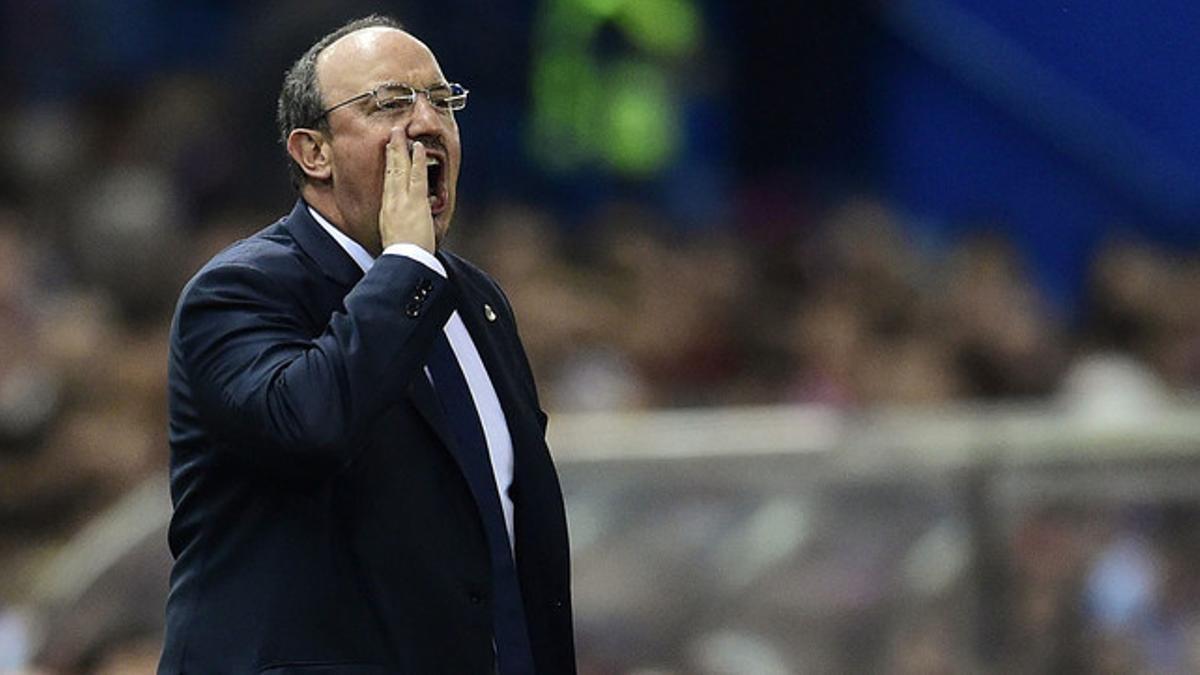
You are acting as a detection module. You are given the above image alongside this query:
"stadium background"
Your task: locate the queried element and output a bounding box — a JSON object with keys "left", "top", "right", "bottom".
{"left": 4, "top": 0, "right": 1200, "bottom": 672}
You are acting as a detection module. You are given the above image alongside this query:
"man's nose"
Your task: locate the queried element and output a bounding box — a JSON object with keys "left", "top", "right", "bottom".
{"left": 404, "top": 95, "right": 443, "bottom": 139}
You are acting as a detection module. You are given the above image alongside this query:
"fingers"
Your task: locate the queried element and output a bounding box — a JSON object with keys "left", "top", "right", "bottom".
{"left": 377, "top": 129, "right": 436, "bottom": 253}
{"left": 385, "top": 127, "right": 409, "bottom": 182}
{"left": 409, "top": 140, "right": 427, "bottom": 196}
{"left": 382, "top": 128, "right": 404, "bottom": 208}
{"left": 384, "top": 131, "right": 426, "bottom": 198}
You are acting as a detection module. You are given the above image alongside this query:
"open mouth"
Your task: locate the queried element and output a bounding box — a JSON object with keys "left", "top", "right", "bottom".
{"left": 426, "top": 155, "right": 448, "bottom": 215}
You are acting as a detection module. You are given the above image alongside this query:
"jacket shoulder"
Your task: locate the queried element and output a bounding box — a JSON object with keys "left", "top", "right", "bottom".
{"left": 440, "top": 250, "right": 507, "bottom": 303}
{"left": 194, "top": 221, "right": 299, "bottom": 280}
{"left": 171, "top": 217, "right": 340, "bottom": 342}
{"left": 178, "top": 216, "right": 330, "bottom": 307}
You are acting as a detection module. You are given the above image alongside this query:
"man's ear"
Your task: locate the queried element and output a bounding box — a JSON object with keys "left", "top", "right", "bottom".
{"left": 286, "top": 128, "right": 332, "bottom": 182}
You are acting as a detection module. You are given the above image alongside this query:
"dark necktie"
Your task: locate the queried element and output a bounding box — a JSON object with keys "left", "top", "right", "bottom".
{"left": 426, "top": 329, "right": 536, "bottom": 675}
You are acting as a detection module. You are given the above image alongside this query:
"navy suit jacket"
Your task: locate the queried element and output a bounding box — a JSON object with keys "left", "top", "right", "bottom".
{"left": 159, "top": 201, "right": 574, "bottom": 674}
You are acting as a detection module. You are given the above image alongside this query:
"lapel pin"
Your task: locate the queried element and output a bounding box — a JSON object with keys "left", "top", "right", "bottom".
{"left": 483, "top": 303, "right": 497, "bottom": 322}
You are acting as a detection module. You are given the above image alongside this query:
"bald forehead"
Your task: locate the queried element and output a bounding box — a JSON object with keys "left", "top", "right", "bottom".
{"left": 316, "top": 27, "right": 445, "bottom": 102}
{"left": 319, "top": 26, "right": 431, "bottom": 65}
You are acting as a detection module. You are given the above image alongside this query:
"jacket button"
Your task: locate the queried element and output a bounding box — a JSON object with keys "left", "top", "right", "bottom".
{"left": 550, "top": 599, "right": 564, "bottom": 608}
{"left": 419, "top": 279, "right": 435, "bottom": 292}
{"left": 468, "top": 591, "right": 483, "bottom": 605}
{"left": 405, "top": 302, "right": 421, "bottom": 318}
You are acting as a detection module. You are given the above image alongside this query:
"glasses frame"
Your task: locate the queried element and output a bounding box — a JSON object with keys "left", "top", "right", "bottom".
{"left": 307, "top": 81, "right": 469, "bottom": 128}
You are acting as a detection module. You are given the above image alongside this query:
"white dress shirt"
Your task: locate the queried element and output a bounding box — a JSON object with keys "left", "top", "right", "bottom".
{"left": 309, "top": 207, "right": 517, "bottom": 550}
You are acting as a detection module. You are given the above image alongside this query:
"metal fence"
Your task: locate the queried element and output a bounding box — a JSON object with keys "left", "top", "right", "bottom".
{"left": 26, "top": 403, "right": 1200, "bottom": 673}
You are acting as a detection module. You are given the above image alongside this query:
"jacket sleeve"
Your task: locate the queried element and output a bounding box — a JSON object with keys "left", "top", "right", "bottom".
{"left": 174, "top": 253, "right": 456, "bottom": 463}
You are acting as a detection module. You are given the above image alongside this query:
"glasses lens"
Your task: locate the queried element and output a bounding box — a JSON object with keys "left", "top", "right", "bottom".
{"left": 375, "top": 84, "right": 416, "bottom": 110}
{"left": 370, "top": 83, "right": 467, "bottom": 112}
{"left": 437, "top": 83, "right": 468, "bottom": 111}
{"left": 427, "top": 84, "right": 468, "bottom": 111}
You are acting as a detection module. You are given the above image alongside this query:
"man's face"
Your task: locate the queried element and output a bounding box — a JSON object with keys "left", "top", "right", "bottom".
{"left": 316, "top": 28, "right": 462, "bottom": 252}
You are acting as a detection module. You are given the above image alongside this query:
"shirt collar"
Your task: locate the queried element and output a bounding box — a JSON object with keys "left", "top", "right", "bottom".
{"left": 307, "top": 206, "right": 375, "bottom": 273}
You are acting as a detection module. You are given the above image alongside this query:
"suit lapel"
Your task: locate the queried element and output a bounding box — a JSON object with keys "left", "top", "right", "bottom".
{"left": 443, "top": 263, "right": 545, "bottom": 491}
{"left": 406, "top": 373, "right": 461, "bottom": 466}
{"left": 405, "top": 308, "right": 507, "bottom": 523}
{"left": 283, "top": 199, "right": 364, "bottom": 288}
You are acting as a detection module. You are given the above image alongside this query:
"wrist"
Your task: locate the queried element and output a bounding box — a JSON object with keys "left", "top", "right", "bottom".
{"left": 381, "top": 244, "right": 447, "bottom": 277}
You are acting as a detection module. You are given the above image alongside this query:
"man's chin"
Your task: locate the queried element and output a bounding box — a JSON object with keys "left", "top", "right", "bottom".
{"left": 433, "top": 215, "right": 452, "bottom": 249}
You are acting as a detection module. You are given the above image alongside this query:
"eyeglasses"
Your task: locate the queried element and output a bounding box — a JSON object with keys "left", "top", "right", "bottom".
{"left": 309, "top": 82, "right": 469, "bottom": 126}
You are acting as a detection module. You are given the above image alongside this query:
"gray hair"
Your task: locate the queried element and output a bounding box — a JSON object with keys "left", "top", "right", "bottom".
{"left": 277, "top": 14, "right": 405, "bottom": 189}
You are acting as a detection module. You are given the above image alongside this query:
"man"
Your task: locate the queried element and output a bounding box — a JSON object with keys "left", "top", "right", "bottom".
{"left": 159, "top": 15, "right": 574, "bottom": 674}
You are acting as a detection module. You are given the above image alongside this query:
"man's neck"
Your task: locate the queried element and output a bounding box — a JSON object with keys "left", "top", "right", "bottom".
{"left": 307, "top": 203, "right": 377, "bottom": 274}
{"left": 300, "top": 187, "right": 382, "bottom": 257}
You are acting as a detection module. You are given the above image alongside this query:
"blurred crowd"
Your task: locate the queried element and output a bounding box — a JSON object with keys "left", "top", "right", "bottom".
{"left": 461, "top": 195, "right": 1200, "bottom": 414}
{"left": 4, "top": 24, "right": 1200, "bottom": 674}
{"left": 565, "top": 482, "right": 1200, "bottom": 674}
{"left": 5, "top": 152, "right": 1200, "bottom": 669}
{"left": 978, "top": 502, "right": 1200, "bottom": 675}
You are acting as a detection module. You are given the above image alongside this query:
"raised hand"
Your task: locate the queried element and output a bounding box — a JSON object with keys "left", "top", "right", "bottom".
{"left": 379, "top": 127, "right": 435, "bottom": 253}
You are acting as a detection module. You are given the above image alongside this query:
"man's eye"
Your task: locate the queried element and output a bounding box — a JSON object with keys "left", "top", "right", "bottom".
{"left": 377, "top": 98, "right": 409, "bottom": 111}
